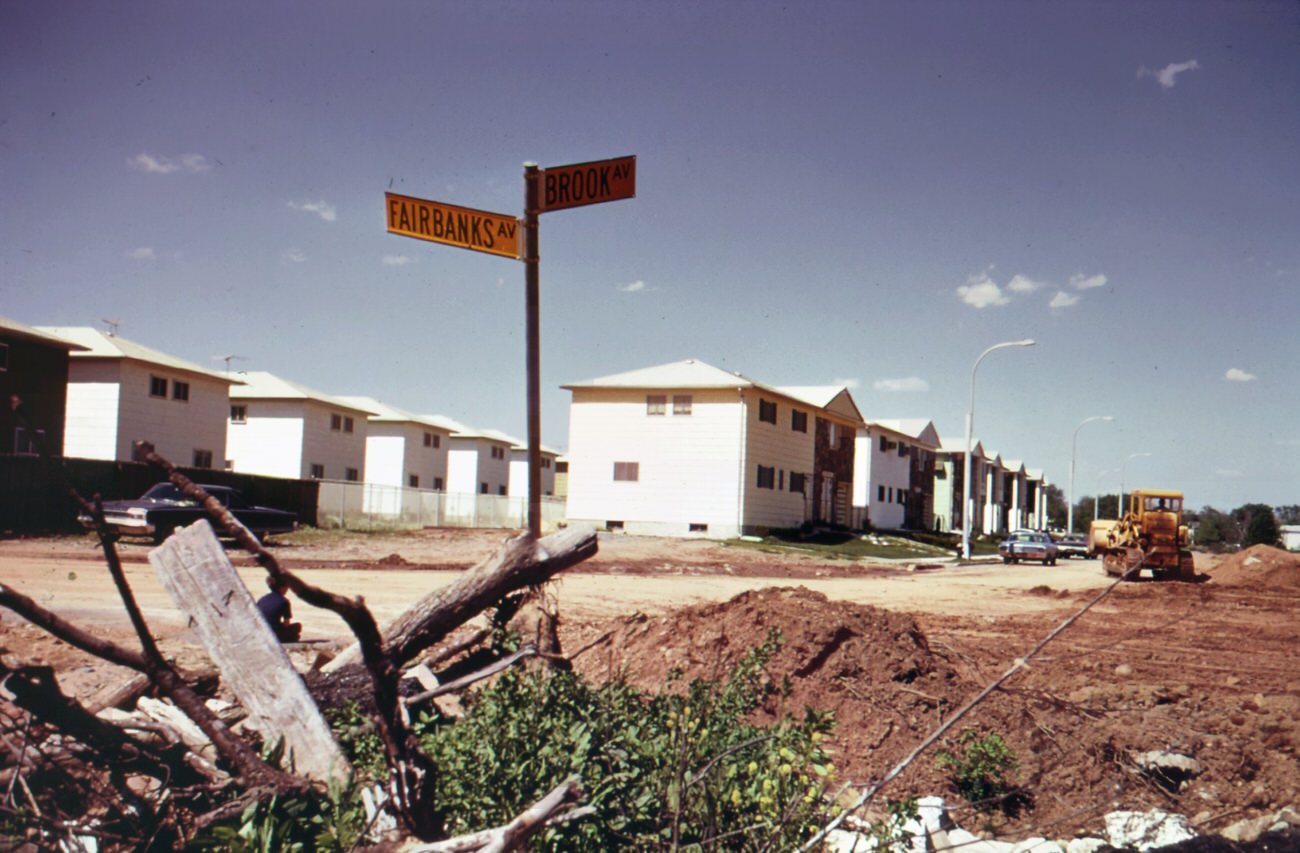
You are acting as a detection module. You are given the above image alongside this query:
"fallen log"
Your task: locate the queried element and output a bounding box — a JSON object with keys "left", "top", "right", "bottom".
{"left": 324, "top": 525, "right": 598, "bottom": 674}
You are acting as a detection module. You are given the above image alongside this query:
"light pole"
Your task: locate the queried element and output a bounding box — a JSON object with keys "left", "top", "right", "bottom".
{"left": 961, "top": 339, "right": 1036, "bottom": 559}
{"left": 1119, "top": 452, "right": 1152, "bottom": 518}
{"left": 1067, "top": 415, "right": 1115, "bottom": 535}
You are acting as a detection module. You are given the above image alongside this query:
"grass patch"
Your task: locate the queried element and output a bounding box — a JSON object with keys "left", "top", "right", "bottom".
{"left": 726, "top": 530, "right": 957, "bottom": 560}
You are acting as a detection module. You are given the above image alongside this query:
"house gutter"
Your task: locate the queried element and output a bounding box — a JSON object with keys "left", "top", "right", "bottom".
{"left": 736, "top": 388, "right": 747, "bottom": 536}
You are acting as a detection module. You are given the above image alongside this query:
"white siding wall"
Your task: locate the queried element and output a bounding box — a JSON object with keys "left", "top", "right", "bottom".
{"left": 63, "top": 360, "right": 121, "bottom": 460}
{"left": 862, "top": 430, "right": 910, "bottom": 529}
{"left": 115, "top": 362, "right": 228, "bottom": 467}
{"left": 402, "top": 426, "right": 449, "bottom": 490}
{"left": 739, "top": 392, "right": 816, "bottom": 532}
{"left": 226, "top": 400, "right": 305, "bottom": 479}
{"left": 364, "top": 433, "right": 406, "bottom": 487}
{"left": 446, "top": 442, "right": 481, "bottom": 495}
{"left": 479, "top": 443, "right": 511, "bottom": 495}
{"left": 508, "top": 452, "right": 558, "bottom": 497}
{"left": 300, "top": 400, "right": 368, "bottom": 481}
{"left": 566, "top": 388, "right": 745, "bottom": 538}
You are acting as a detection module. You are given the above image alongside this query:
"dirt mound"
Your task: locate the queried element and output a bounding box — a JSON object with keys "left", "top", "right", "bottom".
{"left": 568, "top": 587, "right": 965, "bottom": 786}
{"left": 1207, "top": 545, "right": 1300, "bottom": 589}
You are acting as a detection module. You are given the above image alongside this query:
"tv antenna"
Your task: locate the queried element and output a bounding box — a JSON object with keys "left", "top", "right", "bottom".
{"left": 213, "top": 354, "right": 248, "bottom": 374}
{"left": 101, "top": 318, "right": 122, "bottom": 337}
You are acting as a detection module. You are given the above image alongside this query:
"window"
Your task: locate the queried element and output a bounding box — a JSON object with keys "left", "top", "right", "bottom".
{"left": 480, "top": 482, "right": 489, "bottom": 494}
{"left": 878, "top": 485, "right": 885, "bottom": 501}
{"left": 345, "top": 467, "right": 359, "bottom": 482}
{"left": 758, "top": 399, "right": 777, "bottom": 424}
{"left": 433, "top": 477, "right": 444, "bottom": 490}
{"left": 0, "top": 342, "right": 8, "bottom": 371}
{"left": 897, "top": 490, "right": 906, "bottom": 505}
{"left": 192, "top": 449, "right": 213, "bottom": 468}
{"left": 898, "top": 442, "right": 908, "bottom": 458}
{"left": 541, "top": 457, "right": 551, "bottom": 469}
{"left": 613, "top": 461, "right": 640, "bottom": 481}
{"left": 689, "top": 523, "right": 708, "bottom": 533}
{"left": 791, "top": 410, "right": 807, "bottom": 433}
{"left": 757, "top": 465, "right": 775, "bottom": 489}
{"left": 887, "top": 487, "right": 893, "bottom": 502}
{"left": 230, "top": 405, "right": 247, "bottom": 424}
{"left": 646, "top": 394, "right": 667, "bottom": 415}
{"left": 423, "top": 431, "right": 433, "bottom": 447}
{"left": 827, "top": 422, "right": 840, "bottom": 449}
{"left": 149, "top": 375, "right": 167, "bottom": 398}
{"left": 673, "top": 394, "right": 692, "bottom": 415}
{"left": 498, "top": 485, "right": 507, "bottom": 496}
{"left": 790, "top": 472, "right": 806, "bottom": 493}
{"left": 172, "top": 381, "right": 190, "bottom": 402}
{"left": 778, "top": 469, "right": 785, "bottom": 490}
{"left": 935, "top": 468, "right": 948, "bottom": 480}
{"left": 13, "top": 427, "right": 43, "bottom": 455}
{"left": 409, "top": 474, "right": 419, "bottom": 488}
{"left": 343, "top": 416, "right": 354, "bottom": 433}
{"left": 606, "top": 520, "right": 625, "bottom": 531}
{"left": 310, "top": 463, "right": 325, "bottom": 479}
{"left": 330, "top": 414, "right": 342, "bottom": 431}
{"left": 490, "top": 446, "right": 506, "bottom": 460}
{"left": 880, "top": 435, "right": 888, "bottom": 452}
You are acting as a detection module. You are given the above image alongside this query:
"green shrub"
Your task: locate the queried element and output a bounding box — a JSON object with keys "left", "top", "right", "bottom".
{"left": 934, "top": 728, "right": 1019, "bottom": 812}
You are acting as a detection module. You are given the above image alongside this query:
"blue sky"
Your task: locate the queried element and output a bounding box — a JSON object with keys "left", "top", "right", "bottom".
{"left": 3, "top": 1, "right": 1296, "bottom": 510}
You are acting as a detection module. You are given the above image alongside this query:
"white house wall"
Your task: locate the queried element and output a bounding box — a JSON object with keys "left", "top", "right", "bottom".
{"left": 477, "top": 444, "right": 511, "bottom": 495}
{"left": 63, "top": 360, "right": 120, "bottom": 460}
{"left": 299, "top": 400, "right": 368, "bottom": 481}
{"left": 226, "top": 400, "right": 305, "bottom": 479}
{"left": 739, "top": 391, "right": 816, "bottom": 532}
{"left": 565, "top": 388, "right": 745, "bottom": 537}
{"left": 508, "top": 453, "right": 557, "bottom": 498}
{"left": 364, "top": 433, "right": 406, "bottom": 487}
{"left": 857, "top": 429, "right": 911, "bottom": 530}
{"left": 114, "top": 361, "right": 228, "bottom": 466}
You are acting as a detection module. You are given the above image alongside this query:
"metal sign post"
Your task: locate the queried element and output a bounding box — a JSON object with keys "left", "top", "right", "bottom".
{"left": 523, "top": 164, "right": 542, "bottom": 538}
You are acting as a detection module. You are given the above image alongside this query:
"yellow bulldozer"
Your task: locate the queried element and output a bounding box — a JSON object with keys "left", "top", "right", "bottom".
{"left": 1098, "top": 489, "right": 1195, "bottom": 581}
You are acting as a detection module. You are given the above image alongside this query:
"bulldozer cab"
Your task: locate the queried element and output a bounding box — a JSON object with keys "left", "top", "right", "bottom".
{"left": 1130, "top": 490, "right": 1183, "bottom": 520}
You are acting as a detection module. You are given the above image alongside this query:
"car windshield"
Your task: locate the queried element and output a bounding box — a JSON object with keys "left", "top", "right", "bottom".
{"left": 141, "top": 484, "right": 193, "bottom": 503}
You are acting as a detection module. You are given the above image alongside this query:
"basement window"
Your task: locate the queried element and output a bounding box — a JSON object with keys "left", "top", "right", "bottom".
{"left": 606, "top": 520, "right": 625, "bottom": 531}
{"left": 689, "top": 523, "right": 708, "bottom": 533}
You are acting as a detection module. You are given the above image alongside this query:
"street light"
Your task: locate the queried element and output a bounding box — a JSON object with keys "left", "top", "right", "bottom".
{"left": 961, "top": 339, "right": 1036, "bottom": 559}
{"left": 1067, "top": 415, "right": 1115, "bottom": 535}
{"left": 1119, "top": 452, "right": 1152, "bottom": 518}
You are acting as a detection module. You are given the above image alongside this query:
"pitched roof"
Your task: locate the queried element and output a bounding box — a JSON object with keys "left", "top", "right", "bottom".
{"left": 869, "top": 418, "right": 941, "bottom": 448}
{"left": 230, "top": 371, "right": 373, "bottom": 413}
{"left": 36, "top": 326, "right": 235, "bottom": 382}
{"left": 337, "top": 396, "right": 455, "bottom": 431}
{"left": 0, "top": 317, "right": 90, "bottom": 351}
{"left": 939, "top": 438, "right": 986, "bottom": 457}
{"left": 777, "top": 386, "right": 864, "bottom": 424}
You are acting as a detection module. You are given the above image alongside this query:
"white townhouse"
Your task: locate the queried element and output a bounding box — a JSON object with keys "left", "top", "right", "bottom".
{"left": 852, "top": 419, "right": 941, "bottom": 531}
{"left": 422, "top": 416, "right": 513, "bottom": 497}
{"left": 1023, "top": 468, "right": 1049, "bottom": 530}
{"left": 981, "top": 450, "right": 1006, "bottom": 535}
{"left": 501, "top": 436, "right": 560, "bottom": 499}
{"left": 562, "top": 359, "right": 862, "bottom": 539}
{"left": 37, "top": 327, "right": 237, "bottom": 469}
{"left": 1000, "top": 458, "right": 1029, "bottom": 531}
{"left": 336, "top": 397, "right": 454, "bottom": 492}
{"left": 932, "top": 438, "right": 987, "bottom": 534}
{"left": 226, "top": 371, "right": 372, "bottom": 481}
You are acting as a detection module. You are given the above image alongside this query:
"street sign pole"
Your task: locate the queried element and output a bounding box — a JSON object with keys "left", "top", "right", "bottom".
{"left": 523, "top": 163, "right": 542, "bottom": 539}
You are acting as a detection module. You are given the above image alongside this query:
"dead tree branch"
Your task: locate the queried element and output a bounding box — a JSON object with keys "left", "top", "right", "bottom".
{"left": 404, "top": 644, "right": 538, "bottom": 706}
{"left": 408, "top": 775, "right": 586, "bottom": 853}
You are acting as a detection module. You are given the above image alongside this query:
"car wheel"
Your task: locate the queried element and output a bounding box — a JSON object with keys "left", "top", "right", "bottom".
{"left": 1047, "top": 558, "right": 1056, "bottom": 566}
{"left": 1002, "top": 556, "right": 1011, "bottom": 564}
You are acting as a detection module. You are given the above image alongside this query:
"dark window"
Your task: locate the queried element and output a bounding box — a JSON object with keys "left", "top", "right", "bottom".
{"left": 898, "top": 442, "right": 908, "bottom": 458}
{"left": 0, "top": 343, "right": 9, "bottom": 371}
{"left": 613, "top": 461, "right": 640, "bottom": 482}
{"left": 433, "top": 477, "right": 444, "bottom": 490}
{"left": 13, "top": 427, "right": 44, "bottom": 455}
{"left": 192, "top": 449, "right": 213, "bottom": 468}
{"left": 878, "top": 485, "right": 886, "bottom": 501}
{"left": 423, "top": 431, "right": 433, "bottom": 447}
{"left": 778, "top": 469, "right": 785, "bottom": 490}
{"left": 498, "top": 485, "right": 507, "bottom": 496}
{"left": 757, "top": 465, "right": 775, "bottom": 489}
{"left": 409, "top": 474, "right": 419, "bottom": 488}
{"left": 330, "top": 414, "right": 342, "bottom": 431}
{"left": 673, "top": 394, "right": 692, "bottom": 415}
{"left": 791, "top": 410, "right": 807, "bottom": 432}
{"left": 897, "top": 490, "right": 906, "bottom": 505}
{"left": 689, "top": 523, "right": 708, "bottom": 533}
{"left": 343, "top": 416, "right": 354, "bottom": 433}
{"left": 542, "top": 457, "right": 551, "bottom": 469}
{"left": 172, "top": 381, "right": 190, "bottom": 402}
{"left": 606, "top": 520, "right": 625, "bottom": 530}
{"left": 758, "top": 399, "right": 777, "bottom": 424}
{"left": 432, "top": 434, "right": 440, "bottom": 448}
{"left": 887, "top": 487, "right": 893, "bottom": 502}
{"left": 345, "top": 467, "right": 359, "bottom": 482}
{"left": 880, "top": 435, "right": 888, "bottom": 452}
{"left": 230, "top": 405, "right": 247, "bottom": 423}
{"left": 310, "top": 463, "right": 325, "bottom": 479}
{"left": 790, "top": 472, "right": 806, "bottom": 493}
{"left": 646, "top": 394, "right": 667, "bottom": 415}
{"left": 480, "top": 482, "right": 489, "bottom": 494}
{"left": 150, "top": 375, "right": 168, "bottom": 398}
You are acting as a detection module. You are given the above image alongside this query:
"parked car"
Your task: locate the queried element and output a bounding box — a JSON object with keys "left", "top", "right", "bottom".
{"left": 79, "top": 483, "right": 297, "bottom": 543}
{"left": 1056, "top": 535, "right": 1089, "bottom": 560}
{"left": 998, "top": 530, "right": 1058, "bottom": 566}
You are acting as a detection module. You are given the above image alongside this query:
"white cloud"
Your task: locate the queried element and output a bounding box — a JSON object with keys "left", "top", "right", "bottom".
{"left": 618, "top": 280, "right": 646, "bottom": 293}
{"left": 873, "top": 377, "right": 930, "bottom": 393}
{"left": 1049, "top": 291, "right": 1080, "bottom": 310}
{"left": 1006, "top": 274, "right": 1045, "bottom": 294}
{"left": 282, "top": 248, "right": 307, "bottom": 263}
{"left": 128, "top": 152, "right": 211, "bottom": 174}
{"left": 1138, "top": 59, "right": 1200, "bottom": 89}
{"left": 956, "top": 273, "right": 1009, "bottom": 308}
{"left": 288, "top": 199, "right": 337, "bottom": 222}
{"left": 382, "top": 255, "right": 415, "bottom": 266}
{"left": 1225, "top": 367, "right": 1256, "bottom": 382}
{"left": 1069, "top": 272, "right": 1108, "bottom": 290}
{"left": 125, "top": 247, "right": 156, "bottom": 260}
{"left": 832, "top": 377, "right": 861, "bottom": 390}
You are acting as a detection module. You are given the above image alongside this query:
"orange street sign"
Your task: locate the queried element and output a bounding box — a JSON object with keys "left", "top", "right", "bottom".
{"left": 540, "top": 155, "right": 636, "bottom": 212}
{"left": 385, "top": 192, "right": 520, "bottom": 259}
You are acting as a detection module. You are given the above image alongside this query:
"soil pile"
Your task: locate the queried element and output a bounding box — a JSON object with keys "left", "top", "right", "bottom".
{"left": 1208, "top": 545, "right": 1300, "bottom": 589}
{"left": 568, "top": 586, "right": 967, "bottom": 786}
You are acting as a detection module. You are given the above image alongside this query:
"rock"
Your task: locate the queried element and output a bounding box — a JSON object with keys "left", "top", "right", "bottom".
{"left": 916, "top": 796, "right": 952, "bottom": 833}
{"left": 1133, "top": 751, "right": 1203, "bottom": 791}
{"left": 1115, "top": 664, "right": 1133, "bottom": 676}
{"left": 825, "top": 829, "right": 877, "bottom": 852}
{"left": 1223, "top": 807, "right": 1300, "bottom": 843}
{"left": 1065, "top": 839, "right": 1107, "bottom": 853}
{"left": 1104, "top": 809, "right": 1195, "bottom": 850}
